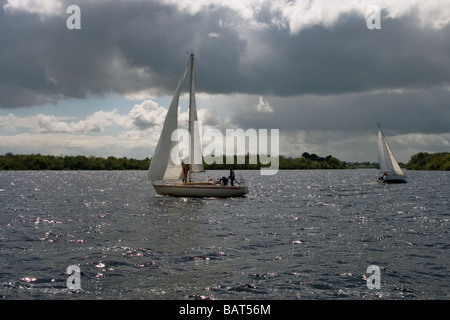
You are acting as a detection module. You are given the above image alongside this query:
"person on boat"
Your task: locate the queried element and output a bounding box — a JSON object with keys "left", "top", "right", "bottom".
{"left": 378, "top": 172, "right": 387, "bottom": 182}
{"left": 219, "top": 176, "right": 228, "bottom": 186}
{"left": 183, "top": 164, "right": 189, "bottom": 183}
{"left": 228, "top": 167, "right": 235, "bottom": 186}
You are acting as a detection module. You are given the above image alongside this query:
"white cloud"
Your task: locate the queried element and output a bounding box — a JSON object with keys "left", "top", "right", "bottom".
{"left": 0, "top": 97, "right": 231, "bottom": 159}
{"left": 1, "top": 109, "right": 134, "bottom": 134}
{"left": 271, "top": 0, "right": 450, "bottom": 34}
{"left": 255, "top": 96, "right": 274, "bottom": 113}
{"left": 128, "top": 99, "right": 167, "bottom": 130}
{"left": 4, "top": 0, "right": 64, "bottom": 16}
{"left": 208, "top": 32, "right": 221, "bottom": 38}
{"left": 0, "top": 113, "right": 34, "bottom": 132}
{"left": 162, "top": 0, "right": 450, "bottom": 34}
{"left": 8, "top": 1, "right": 449, "bottom": 31}
{"left": 0, "top": 132, "right": 152, "bottom": 158}
{"left": 35, "top": 110, "right": 131, "bottom": 133}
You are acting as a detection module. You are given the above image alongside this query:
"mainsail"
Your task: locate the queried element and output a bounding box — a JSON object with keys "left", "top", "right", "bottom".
{"left": 377, "top": 124, "right": 404, "bottom": 176}
{"left": 148, "top": 53, "right": 204, "bottom": 181}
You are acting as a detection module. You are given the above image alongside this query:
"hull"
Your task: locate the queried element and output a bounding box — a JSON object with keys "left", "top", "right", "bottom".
{"left": 153, "top": 182, "right": 248, "bottom": 197}
{"left": 378, "top": 174, "right": 407, "bottom": 184}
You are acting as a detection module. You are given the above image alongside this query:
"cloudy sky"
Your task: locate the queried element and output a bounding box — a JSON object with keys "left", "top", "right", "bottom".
{"left": 0, "top": 0, "right": 449, "bottom": 163}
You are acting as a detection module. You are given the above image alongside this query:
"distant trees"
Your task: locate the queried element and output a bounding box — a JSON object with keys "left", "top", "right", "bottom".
{"left": 342, "top": 161, "right": 379, "bottom": 169}
{"left": 406, "top": 152, "right": 450, "bottom": 171}
{"left": 279, "top": 153, "right": 345, "bottom": 169}
{"left": 0, "top": 152, "right": 346, "bottom": 170}
{"left": 0, "top": 153, "right": 150, "bottom": 170}
{"left": 6, "top": 151, "right": 448, "bottom": 171}
{"left": 203, "top": 153, "right": 345, "bottom": 170}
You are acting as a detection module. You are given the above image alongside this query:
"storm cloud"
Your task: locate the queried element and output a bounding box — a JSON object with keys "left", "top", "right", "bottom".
{"left": 0, "top": 0, "right": 246, "bottom": 108}
{"left": 1, "top": 0, "right": 450, "bottom": 108}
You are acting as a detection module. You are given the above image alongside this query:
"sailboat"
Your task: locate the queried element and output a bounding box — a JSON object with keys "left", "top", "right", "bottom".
{"left": 377, "top": 123, "right": 407, "bottom": 183}
{"left": 147, "top": 53, "right": 249, "bottom": 197}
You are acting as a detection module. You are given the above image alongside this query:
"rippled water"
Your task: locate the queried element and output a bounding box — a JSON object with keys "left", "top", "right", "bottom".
{"left": 0, "top": 169, "right": 448, "bottom": 299}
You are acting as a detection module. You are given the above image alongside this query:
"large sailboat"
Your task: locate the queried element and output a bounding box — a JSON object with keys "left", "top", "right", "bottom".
{"left": 147, "top": 53, "right": 249, "bottom": 197}
{"left": 377, "top": 123, "right": 407, "bottom": 183}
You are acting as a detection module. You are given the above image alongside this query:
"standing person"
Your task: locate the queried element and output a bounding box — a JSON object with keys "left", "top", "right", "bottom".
{"left": 228, "top": 167, "right": 235, "bottom": 186}
{"left": 183, "top": 164, "right": 189, "bottom": 183}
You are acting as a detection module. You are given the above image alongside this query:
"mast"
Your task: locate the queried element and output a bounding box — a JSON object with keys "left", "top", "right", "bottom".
{"left": 187, "top": 53, "right": 204, "bottom": 182}
{"left": 188, "top": 53, "right": 194, "bottom": 182}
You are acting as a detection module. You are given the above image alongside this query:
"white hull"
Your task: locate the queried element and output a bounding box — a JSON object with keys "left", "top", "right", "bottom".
{"left": 378, "top": 174, "right": 407, "bottom": 184}
{"left": 153, "top": 182, "right": 248, "bottom": 197}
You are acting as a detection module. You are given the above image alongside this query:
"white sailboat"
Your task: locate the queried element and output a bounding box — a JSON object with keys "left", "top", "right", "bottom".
{"left": 377, "top": 123, "right": 407, "bottom": 183}
{"left": 147, "top": 53, "right": 249, "bottom": 197}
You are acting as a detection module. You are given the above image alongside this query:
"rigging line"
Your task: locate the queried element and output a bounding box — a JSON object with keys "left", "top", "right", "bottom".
{"left": 194, "top": 56, "right": 226, "bottom": 133}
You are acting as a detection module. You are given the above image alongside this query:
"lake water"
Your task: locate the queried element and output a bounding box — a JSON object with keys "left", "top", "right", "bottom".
{"left": 0, "top": 169, "right": 448, "bottom": 300}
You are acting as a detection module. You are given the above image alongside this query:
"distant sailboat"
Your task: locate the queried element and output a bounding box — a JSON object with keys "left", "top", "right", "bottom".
{"left": 377, "top": 123, "right": 407, "bottom": 183}
{"left": 147, "top": 53, "right": 249, "bottom": 197}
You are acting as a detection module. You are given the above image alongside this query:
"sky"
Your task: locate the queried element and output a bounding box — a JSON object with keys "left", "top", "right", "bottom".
{"left": 0, "top": 0, "right": 449, "bottom": 163}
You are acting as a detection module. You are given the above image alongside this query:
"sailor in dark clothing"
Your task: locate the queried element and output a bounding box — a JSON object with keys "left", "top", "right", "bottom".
{"left": 229, "top": 168, "right": 235, "bottom": 186}
{"left": 183, "top": 164, "right": 189, "bottom": 183}
{"left": 219, "top": 176, "right": 228, "bottom": 185}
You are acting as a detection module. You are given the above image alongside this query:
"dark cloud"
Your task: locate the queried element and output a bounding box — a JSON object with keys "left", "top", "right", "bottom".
{"left": 237, "top": 12, "right": 450, "bottom": 96}
{"left": 230, "top": 87, "right": 450, "bottom": 136}
{"left": 1, "top": 0, "right": 450, "bottom": 111}
{"left": 0, "top": 0, "right": 246, "bottom": 108}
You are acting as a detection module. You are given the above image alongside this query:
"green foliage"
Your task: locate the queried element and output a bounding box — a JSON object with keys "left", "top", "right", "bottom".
{"left": 406, "top": 152, "right": 450, "bottom": 171}
{"left": 342, "top": 161, "right": 379, "bottom": 169}
{"left": 0, "top": 153, "right": 150, "bottom": 170}
{"left": 278, "top": 154, "right": 345, "bottom": 169}
{"left": 4, "top": 152, "right": 448, "bottom": 171}
{"left": 0, "top": 152, "right": 348, "bottom": 170}
{"left": 202, "top": 154, "right": 345, "bottom": 170}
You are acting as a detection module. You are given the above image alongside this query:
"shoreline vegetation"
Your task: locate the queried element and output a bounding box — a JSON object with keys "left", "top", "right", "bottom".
{"left": 405, "top": 152, "right": 450, "bottom": 171}
{"left": 0, "top": 152, "right": 448, "bottom": 171}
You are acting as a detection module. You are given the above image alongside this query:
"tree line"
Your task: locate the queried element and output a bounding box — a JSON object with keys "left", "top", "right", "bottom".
{"left": 2, "top": 152, "right": 446, "bottom": 171}
{"left": 0, "top": 153, "right": 150, "bottom": 170}
{"left": 5, "top": 152, "right": 447, "bottom": 171}
{"left": 0, "top": 152, "right": 346, "bottom": 170}
{"left": 405, "top": 152, "right": 450, "bottom": 171}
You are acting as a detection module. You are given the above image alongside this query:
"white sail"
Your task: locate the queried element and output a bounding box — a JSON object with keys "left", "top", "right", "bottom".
{"left": 188, "top": 54, "right": 204, "bottom": 174}
{"left": 377, "top": 125, "right": 404, "bottom": 176}
{"left": 147, "top": 60, "right": 190, "bottom": 181}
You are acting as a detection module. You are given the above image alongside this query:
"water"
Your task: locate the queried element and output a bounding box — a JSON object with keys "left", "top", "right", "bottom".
{"left": 0, "top": 169, "right": 448, "bottom": 300}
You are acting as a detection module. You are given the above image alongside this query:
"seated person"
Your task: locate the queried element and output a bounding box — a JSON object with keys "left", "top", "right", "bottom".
{"left": 219, "top": 176, "right": 228, "bottom": 185}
